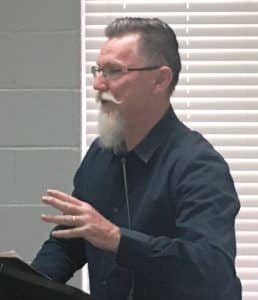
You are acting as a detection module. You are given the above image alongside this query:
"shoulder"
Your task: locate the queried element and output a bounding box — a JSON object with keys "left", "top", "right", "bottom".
{"left": 167, "top": 127, "right": 231, "bottom": 185}
{"left": 73, "top": 138, "right": 112, "bottom": 180}
{"left": 81, "top": 138, "right": 111, "bottom": 165}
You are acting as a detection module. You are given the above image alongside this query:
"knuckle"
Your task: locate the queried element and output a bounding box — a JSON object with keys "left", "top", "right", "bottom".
{"left": 85, "top": 223, "right": 93, "bottom": 231}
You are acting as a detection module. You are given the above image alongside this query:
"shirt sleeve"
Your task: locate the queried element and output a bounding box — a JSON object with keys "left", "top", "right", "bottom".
{"left": 31, "top": 226, "right": 87, "bottom": 283}
{"left": 116, "top": 147, "right": 240, "bottom": 297}
{"left": 31, "top": 140, "right": 100, "bottom": 283}
{"left": 31, "top": 165, "right": 88, "bottom": 283}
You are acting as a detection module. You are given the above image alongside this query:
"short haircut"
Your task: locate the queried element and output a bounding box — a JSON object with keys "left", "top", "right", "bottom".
{"left": 105, "top": 17, "right": 181, "bottom": 94}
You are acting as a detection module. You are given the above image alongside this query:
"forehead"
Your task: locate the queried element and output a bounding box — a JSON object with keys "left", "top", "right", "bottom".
{"left": 97, "top": 33, "right": 143, "bottom": 65}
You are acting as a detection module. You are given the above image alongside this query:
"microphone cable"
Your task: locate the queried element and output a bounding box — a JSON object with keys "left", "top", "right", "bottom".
{"left": 121, "top": 157, "right": 132, "bottom": 229}
{"left": 120, "top": 156, "right": 135, "bottom": 300}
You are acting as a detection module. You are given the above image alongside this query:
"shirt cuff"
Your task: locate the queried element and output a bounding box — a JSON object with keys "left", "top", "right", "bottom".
{"left": 116, "top": 227, "right": 153, "bottom": 268}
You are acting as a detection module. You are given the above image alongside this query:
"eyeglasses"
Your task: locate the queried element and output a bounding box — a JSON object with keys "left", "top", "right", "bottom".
{"left": 91, "top": 65, "right": 163, "bottom": 79}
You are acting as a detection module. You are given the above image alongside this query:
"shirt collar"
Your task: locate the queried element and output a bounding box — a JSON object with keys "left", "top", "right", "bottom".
{"left": 132, "top": 106, "right": 179, "bottom": 164}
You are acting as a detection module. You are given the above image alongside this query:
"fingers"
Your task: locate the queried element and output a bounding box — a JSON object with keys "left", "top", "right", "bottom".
{"left": 51, "top": 227, "right": 84, "bottom": 239}
{"left": 41, "top": 213, "right": 83, "bottom": 227}
{"left": 42, "top": 196, "right": 82, "bottom": 215}
{"left": 47, "top": 189, "right": 82, "bottom": 206}
{"left": 40, "top": 190, "right": 121, "bottom": 252}
{"left": 42, "top": 189, "right": 91, "bottom": 215}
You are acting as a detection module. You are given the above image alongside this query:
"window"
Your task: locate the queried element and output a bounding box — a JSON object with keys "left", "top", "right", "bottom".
{"left": 81, "top": 1, "right": 258, "bottom": 298}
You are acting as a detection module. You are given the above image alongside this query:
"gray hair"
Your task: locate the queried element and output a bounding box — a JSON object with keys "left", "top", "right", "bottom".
{"left": 105, "top": 17, "right": 181, "bottom": 94}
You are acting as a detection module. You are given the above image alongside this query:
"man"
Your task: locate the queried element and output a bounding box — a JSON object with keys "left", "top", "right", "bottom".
{"left": 32, "top": 17, "right": 242, "bottom": 300}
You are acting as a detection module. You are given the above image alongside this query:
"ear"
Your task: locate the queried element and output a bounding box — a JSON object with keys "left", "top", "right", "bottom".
{"left": 153, "top": 66, "right": 173, "bottom": 95}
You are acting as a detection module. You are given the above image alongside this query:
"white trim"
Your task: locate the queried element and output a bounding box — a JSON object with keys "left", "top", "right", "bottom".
{"left": 81, "top": 0, "right": 90, "bottom": 293}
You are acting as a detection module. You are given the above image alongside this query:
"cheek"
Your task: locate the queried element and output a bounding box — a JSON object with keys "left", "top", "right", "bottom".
{"left": 131, "top": 80, "right": 153, "bottom": 102}
{"left": 109, "top": 76, "right": 153, "bottom": 111}
{"left": 109, "top": 80, "right": 133, "bottom": 100}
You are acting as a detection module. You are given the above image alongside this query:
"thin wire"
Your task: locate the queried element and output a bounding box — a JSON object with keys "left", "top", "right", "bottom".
{"left": 121, "top": 157, "right": 135, "bottom": 300}
{"left": 121, "top": 157, "right": 132, "bottom": 229}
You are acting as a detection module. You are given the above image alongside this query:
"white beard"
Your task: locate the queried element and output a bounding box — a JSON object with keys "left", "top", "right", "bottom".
{"left": 98, "top": 107, "right": 124, "bottom": 152}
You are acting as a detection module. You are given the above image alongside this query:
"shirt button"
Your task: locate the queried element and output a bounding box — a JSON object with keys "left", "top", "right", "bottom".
{"left": 113, "top": 207, "right": 119, "bottom": 213}
{"left": 102, "top": 280, "right": 107, "bottom": 286}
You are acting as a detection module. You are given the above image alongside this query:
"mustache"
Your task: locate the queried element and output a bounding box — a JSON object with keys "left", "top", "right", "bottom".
{"left": 96, "top": 92, "right": 123, "bottom": 105}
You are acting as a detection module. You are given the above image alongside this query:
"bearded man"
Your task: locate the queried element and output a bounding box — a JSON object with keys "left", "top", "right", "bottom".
{"left": 32, "top": 17, "right": 242, "bottom": 300}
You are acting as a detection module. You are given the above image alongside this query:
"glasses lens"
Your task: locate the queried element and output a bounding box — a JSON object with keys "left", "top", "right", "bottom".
{"left": 91, "top": 66, "right": 97, "bottom": 77}
{"left": 91, "top": 65, "right": 123, "bottom": 78}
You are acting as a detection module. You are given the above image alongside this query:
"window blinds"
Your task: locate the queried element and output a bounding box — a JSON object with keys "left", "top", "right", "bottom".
{"left": 81, "top": 1, "right": 258, "bottom": 298}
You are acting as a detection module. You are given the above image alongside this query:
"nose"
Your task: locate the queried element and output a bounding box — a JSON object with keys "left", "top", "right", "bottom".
{"left": 93, "top": 73, "right": 108, "bottom": 91}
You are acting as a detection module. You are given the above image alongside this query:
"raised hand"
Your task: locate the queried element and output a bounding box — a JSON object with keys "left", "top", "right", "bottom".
{"left": 41, "top": 189, "right": 120, "bottom": 253}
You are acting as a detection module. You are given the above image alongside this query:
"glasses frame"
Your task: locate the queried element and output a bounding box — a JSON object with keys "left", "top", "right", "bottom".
{"left": 91, "top": 65, "right": 163, "bottom": 79}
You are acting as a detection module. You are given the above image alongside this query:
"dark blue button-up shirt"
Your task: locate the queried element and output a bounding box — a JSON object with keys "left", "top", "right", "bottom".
{"left": 32, "top": 107, "right": 242, "bottom": 300}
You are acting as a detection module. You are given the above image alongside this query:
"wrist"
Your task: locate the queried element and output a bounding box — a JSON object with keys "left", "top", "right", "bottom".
{"left": 109, "top": 225, "right": 121, "bottom": 253}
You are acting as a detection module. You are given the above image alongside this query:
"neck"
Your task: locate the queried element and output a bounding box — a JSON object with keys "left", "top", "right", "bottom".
{"left": 123, "top": 102, "right": 170, "bottom": 151}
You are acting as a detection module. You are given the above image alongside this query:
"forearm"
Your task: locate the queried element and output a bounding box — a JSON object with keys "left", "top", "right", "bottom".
{"left": 32, "top": 226, "right": 87, "bottom": 283}
{"left": 116, "top": 228, "right": 237, "bottom": 295}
